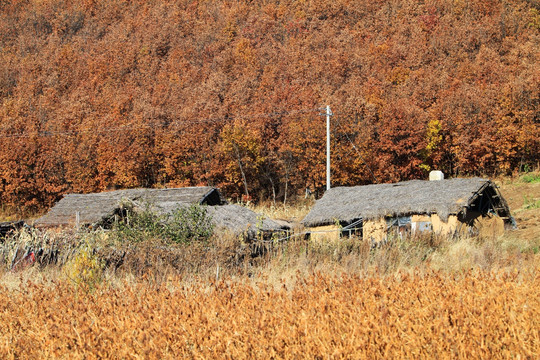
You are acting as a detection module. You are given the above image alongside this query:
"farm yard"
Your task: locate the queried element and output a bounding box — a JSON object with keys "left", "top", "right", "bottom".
{"left": 0, "top": 175, "right": 538, "bottom": 359}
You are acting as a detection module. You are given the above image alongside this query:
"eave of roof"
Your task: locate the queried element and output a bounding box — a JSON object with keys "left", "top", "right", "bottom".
{"left": 301, "top": 178, "right": 506, "bottom": 227}
{"left": 34, "top": 187, "right": 222, "bottom": 227}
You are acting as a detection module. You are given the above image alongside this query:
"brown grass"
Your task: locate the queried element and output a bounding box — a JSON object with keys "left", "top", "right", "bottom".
{"left": 0, "top": 270, "right": 538, "bottom": 359}
{"left": 248, "top": 197, "right": 315, "bottom": 223}
{"left": 0, "top": 176, "right": 538, "bottom": 358}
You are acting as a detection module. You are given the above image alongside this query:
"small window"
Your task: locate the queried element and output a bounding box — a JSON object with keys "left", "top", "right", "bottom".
{"left": 412, "top": 221, "right": 432, "bottom": 233}
{"left": 340, "top": 218, "right": 363, "bottom": 238}
{"left": 386, "top": 216, "right": 411, "bottom": 238}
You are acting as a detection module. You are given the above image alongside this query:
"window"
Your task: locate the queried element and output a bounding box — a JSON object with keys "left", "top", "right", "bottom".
{"left": 340, "top": 218, "right": 363, "bottom": 238}
{"left": 412, "top": 221, "right": 432, "bottom": 233}
{"left": 386, "top": 216, "right": 411, "bottom": 239}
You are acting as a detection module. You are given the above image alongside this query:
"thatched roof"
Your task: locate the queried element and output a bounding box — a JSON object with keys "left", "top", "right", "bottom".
{"left": 0, "top": 221, "right": 25, "bottom": 238}
{"left": 148, "top": 202, "right": 289, "bottom": 239}
{"left": 207, "top": 204, "right": 289, "bottom": 239}
{"left": 34, "top": 187, "right": 288, "bottom": 240}
{"left": 301, "top": 178, "right": 511, "bottom": 227}
{"left": 34, "top": 187, "right": 224, "bottom": 228}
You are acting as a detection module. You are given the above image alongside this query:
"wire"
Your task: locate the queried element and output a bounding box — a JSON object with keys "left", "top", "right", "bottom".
{"left": 0, "top": 107, "right": 319, "bottom": 139}
{"left": 333, "top": 115, "right": 378, "bottom": 183}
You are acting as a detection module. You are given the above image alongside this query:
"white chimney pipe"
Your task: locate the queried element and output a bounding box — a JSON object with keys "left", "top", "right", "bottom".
{"left": 429, "top": 170, "right": 444, "bottom": 181}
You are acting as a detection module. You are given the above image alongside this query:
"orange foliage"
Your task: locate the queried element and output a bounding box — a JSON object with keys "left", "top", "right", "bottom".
{"left": 0, "top": 0, "right": 538, "bottom": 211}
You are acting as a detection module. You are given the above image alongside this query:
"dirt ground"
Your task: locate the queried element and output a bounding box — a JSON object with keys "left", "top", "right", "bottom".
{"left": 497, "top": 179, "right": 540, "bottom": 242}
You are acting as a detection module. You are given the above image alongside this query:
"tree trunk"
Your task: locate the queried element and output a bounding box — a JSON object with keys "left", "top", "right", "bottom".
{"left": 233, "top": 143, "right": 249, "bottom": 198}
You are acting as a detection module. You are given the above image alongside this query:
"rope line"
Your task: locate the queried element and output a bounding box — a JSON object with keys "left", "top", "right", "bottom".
{"left": 0, "top": 108, "right": 319, "bottom": 139}
{"left": 333, "top": 115, "right": 378, "bottom": 183}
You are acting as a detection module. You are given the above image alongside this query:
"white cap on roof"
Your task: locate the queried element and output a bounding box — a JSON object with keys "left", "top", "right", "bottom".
{"left": 429, "top": 170, "right": 444, "bottom": 181}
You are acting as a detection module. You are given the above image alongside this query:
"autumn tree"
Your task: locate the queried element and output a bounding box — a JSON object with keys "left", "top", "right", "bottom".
{"left": 0, "top": 0, "right": 538, "bottom": 213}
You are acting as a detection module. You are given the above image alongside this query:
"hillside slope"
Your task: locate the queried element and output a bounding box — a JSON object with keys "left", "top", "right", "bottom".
{"left": 0, "top": 0, "right": 538, "bottom": 212}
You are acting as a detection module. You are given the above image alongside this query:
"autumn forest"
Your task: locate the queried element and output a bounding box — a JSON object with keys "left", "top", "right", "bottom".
{"left": 0, "top": 0, "right": 538, "bottom": 213}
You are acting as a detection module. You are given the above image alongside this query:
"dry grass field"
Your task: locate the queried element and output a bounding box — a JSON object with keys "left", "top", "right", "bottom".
{"left": 1, "top": 270, "right": 538, "bottom": 359}
{"left": 0, "top": 175, "right": 538, "bottom": 359}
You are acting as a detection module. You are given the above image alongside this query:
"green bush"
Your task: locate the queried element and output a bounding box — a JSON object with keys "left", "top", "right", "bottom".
{"left": 111, "top": 204, "right": 214, "bottom": 245}
{"left": 164, "top": 204, "right": 214, "bottom": 244}
{"left": 520, "top": 172, "right": 540, "bottom": 184}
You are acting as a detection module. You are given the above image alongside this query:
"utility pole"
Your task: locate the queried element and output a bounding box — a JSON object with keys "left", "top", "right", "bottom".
{"left": 326, "top": 105, "right": 332, "bottom": 191}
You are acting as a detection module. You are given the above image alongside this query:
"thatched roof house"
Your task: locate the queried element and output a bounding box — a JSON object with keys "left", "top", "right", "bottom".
{"left": 34, "top": 187, "right": 224, "bottom": 228}
{"left": 34, "top": 187, "right": 288, "bottom": 240}
{"left": 302, "top": 178, "right": 513, "bottom": 241}
{"left": 0, "top": 220, "right": 25, "bottom": 238}
{"left": 206, "top": 204, "right": 289, "bottom": 240}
